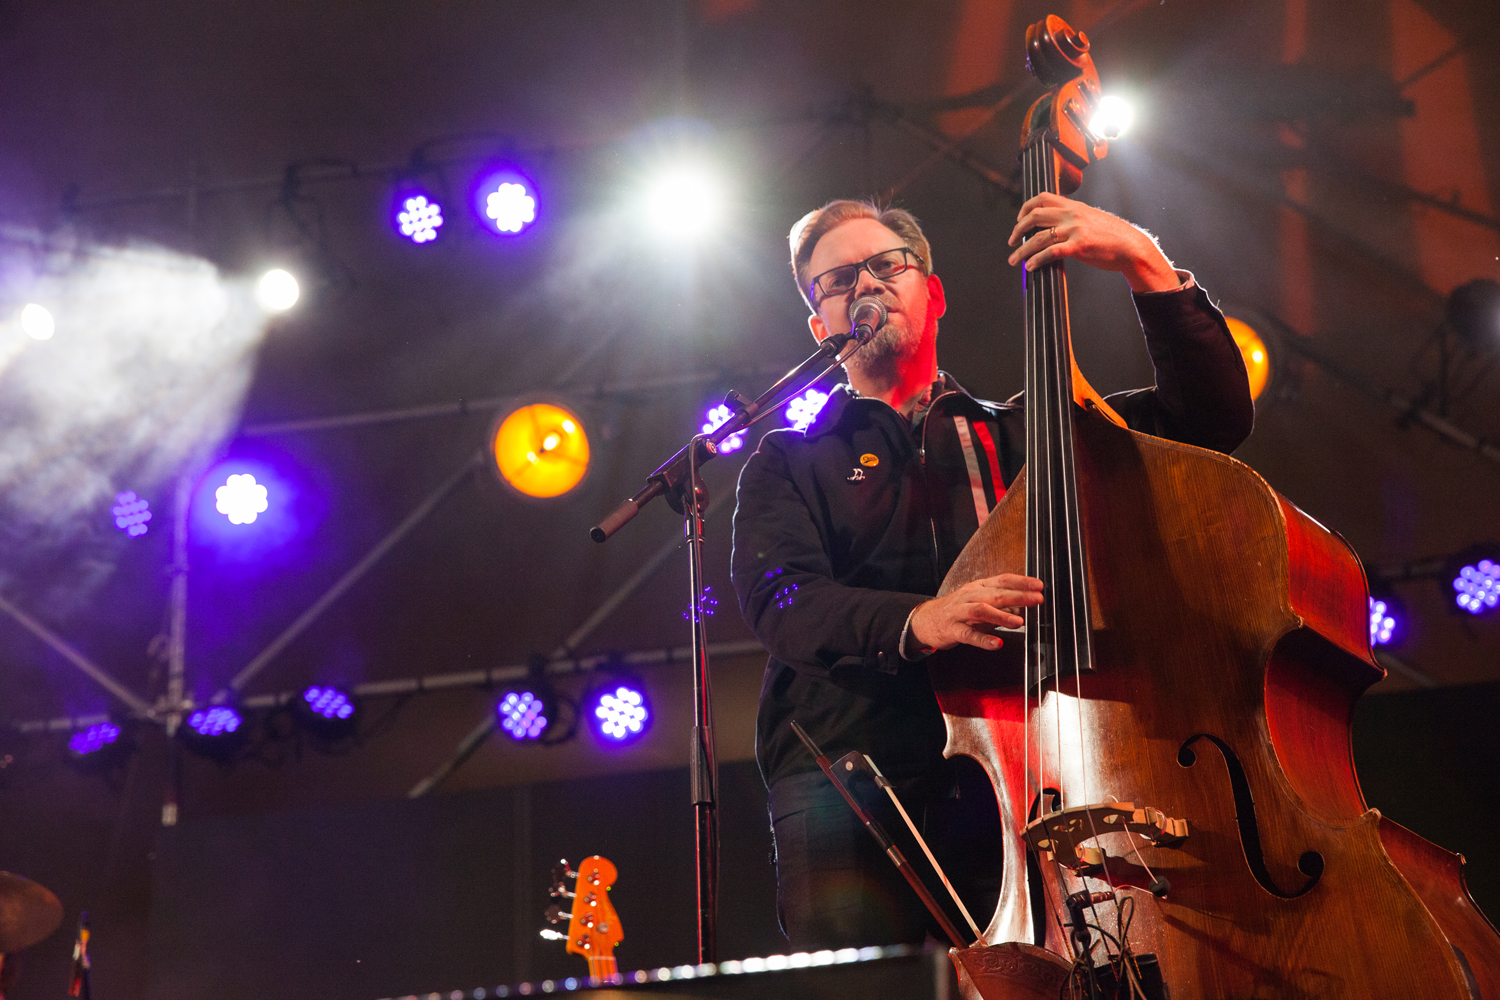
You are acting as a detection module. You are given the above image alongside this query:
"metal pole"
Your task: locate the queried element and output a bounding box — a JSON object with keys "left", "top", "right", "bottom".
{"left": 1266, "top": 315, "right": 1500, "bottom": 468}
{"left": 685, "top": 438, "right": 718, "bottom": 964}
{"left": 0, "top": 594, "right": 153, "bottom": 717}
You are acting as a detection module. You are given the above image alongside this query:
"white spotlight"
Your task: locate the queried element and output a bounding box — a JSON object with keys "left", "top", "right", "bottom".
{"left": 255, "top": 269, "right": 300, "bottom": 312}
{"left": 1088, "top": 95, "right": 1134, "bottom": 141}
{"left": 643, "top": 166, "right": 725, "bottom": 240}
{"left": 20, "top": 303, "right": 55, "bottom": 340}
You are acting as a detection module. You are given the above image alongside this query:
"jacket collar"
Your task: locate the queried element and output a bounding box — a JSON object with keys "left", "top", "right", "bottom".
{"left": 803, "top": 371, "right": 981, "bottom": 438}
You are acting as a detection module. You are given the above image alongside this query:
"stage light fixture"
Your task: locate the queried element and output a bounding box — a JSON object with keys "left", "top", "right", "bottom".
{"left": 1368, "top": 594, "right": 1403, "bottom": 648}
{"left": 187, "top": 705, "right": 243, "bottom": 737}
{"left": 785, "top": 389, "right": 830, "bottom": 433}
{"left": 1445, "top": 278, "right": 1500, "bottom": 353}
{"left": 586, "top": 679, "right": 651, "bottom": 745}
{"left": 472, "top": 166, "right": 538, "bottom": 236}
{"left": 296, "top": 684, "right": 358, "bottom": 738}
{"left": 1088, "top": 95, "right": 1134, "bottom": 141}
{"left": 396, "top": 192, "right": 445, "bottom": 244}
{"left": 1225, "top": 317, "right": 1271, "bottom": 402}
{"left": 497, "top": 688, "right": 552, "bottom": 742}
{"left": 67, "top": 721, "right": 122, "bottom": 758}
{"left": 491, "top": 403, "right": 590, "bottom": 498}
{"left": 111, "top": 490, "right": 152, "bottom": 537}
{"left": 702, "top": 404, "right": 745, "bottom": 453}
{"left": 1452, "top": 557, "right": 1500, "bottom": 615}
{"left": 179, "top": 704, "right": 248, "bottom": 758}
{"left": 255, "top": 268, "right": 300, "bottom": 311}
{"left": 215, "top": 473, "right": 269, "bottom": 525}
{"left": 19, "top": 302, "right": 54, "bottom": 340}
{"left": 644, "top": 165, "right": 725, "bottom": 240}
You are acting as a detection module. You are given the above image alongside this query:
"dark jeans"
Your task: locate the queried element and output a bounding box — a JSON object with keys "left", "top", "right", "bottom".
{"left": 768, "top": 755, "right": 1005, "bottom": 951}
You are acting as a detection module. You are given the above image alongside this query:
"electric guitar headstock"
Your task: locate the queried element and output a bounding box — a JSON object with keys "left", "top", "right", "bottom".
{"left": 1022, "top": 14, "right": 1109, "bottom": 194}
{"left": 540, "top": 856, "right": 623, "bottom": 979}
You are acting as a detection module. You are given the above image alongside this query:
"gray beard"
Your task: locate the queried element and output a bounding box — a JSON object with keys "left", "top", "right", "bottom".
{"left": 844, "top": 320, "right": 917, "bottom": 382}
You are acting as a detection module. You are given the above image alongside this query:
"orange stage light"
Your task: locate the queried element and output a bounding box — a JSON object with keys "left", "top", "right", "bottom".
{"left": 1225, "top": 317, "right": 1271, "bottom": 402}
{"left": 491, "top": 403, "right": 590, "bottom": 498}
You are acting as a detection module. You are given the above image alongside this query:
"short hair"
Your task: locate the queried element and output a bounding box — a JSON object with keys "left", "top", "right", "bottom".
{"left": 789, "top": 199, "right": 933, "bottom": 311}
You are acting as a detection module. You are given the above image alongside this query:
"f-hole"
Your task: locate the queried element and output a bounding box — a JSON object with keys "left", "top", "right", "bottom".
{"left": 1028, "top": 787, "right": 1062, "bottom": 822}
{"left": 1179, "top": 734, "right": 1323, "bottom": 898}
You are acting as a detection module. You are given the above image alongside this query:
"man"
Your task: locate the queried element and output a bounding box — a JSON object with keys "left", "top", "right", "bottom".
{"left": 730, "top": 192, "right": 1254, "bottom": 949}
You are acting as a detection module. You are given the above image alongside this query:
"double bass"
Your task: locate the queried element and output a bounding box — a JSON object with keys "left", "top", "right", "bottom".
{"left": 928, "top": 16, "right": 1500, "bottom": 999}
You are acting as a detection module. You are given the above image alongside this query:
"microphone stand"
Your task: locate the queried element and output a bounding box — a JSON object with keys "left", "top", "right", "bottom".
{"left": 591, "top": 328, "right": 869, "bottom": 964}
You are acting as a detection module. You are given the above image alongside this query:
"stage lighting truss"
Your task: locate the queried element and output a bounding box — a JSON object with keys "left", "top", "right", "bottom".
{"left": 585, "top": 675, "right": 652, "bottom": 746}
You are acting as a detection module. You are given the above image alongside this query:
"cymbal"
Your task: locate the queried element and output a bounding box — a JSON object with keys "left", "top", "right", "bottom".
{"left": 0, "top": 872, "right": 63, "bottom": 954}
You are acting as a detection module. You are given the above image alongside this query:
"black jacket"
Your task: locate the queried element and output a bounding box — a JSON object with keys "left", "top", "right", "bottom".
{"left": 730, "top": 279, "right": 1255, "bottom": 789}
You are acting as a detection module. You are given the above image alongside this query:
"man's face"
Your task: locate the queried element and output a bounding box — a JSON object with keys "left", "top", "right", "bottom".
{"left": 806, "top": 218, "right": 945, "bottom": 375}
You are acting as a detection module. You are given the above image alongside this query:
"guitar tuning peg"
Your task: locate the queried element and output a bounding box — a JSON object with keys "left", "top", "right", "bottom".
{"left": 538, "top": 928, "right": 566, "bottom": 942}
{"left": 548, "top": 885, "right": 576, "bottom": 899}
{"left": 551, "top": 859, "right": 577, "bottom": 883}
{"left": 544, "top": 903, "right": 572, "bottom": 924}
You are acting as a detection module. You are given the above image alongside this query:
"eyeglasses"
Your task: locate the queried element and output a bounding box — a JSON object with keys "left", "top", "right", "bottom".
{"left": 808, "top": 247, "right": 925, "bottom": 305}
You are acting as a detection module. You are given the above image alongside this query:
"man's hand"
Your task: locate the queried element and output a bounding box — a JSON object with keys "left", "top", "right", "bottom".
{"left": 1006, "top": 193, "right": 1182, "bottom": 293}
{"left": 909, "top": 574, "right": 1044, "bottom": 652}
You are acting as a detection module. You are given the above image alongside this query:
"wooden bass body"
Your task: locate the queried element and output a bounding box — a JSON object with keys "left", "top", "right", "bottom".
{"left": 930, "top": 408, "right": 1500, "bottom": 999}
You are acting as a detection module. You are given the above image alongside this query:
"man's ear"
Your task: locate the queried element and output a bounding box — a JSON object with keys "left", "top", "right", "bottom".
{"left": 808, "top": 311, "right": 829, "bottom": 343}
{"left": 927, "top": 273, "right": 947, "bottom": 320}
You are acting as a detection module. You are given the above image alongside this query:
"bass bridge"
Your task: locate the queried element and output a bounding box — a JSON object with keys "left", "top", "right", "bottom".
{"left": 1024, "top": 802, "right": 1188, "bottom": 876}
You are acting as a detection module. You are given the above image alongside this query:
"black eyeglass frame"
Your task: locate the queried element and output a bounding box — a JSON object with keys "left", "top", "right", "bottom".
{"left": 807, "top": 247, "right": 927, "bottom": 307}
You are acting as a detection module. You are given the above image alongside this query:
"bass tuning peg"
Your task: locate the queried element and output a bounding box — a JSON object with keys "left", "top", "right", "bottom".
{"left": 544, "top": 903, "right": 572, "bottom": 924}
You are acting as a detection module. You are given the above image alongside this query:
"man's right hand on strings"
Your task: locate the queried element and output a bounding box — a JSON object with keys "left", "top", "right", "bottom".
{"left": 908, "top": 574, "right": 1045, "bottom": 652}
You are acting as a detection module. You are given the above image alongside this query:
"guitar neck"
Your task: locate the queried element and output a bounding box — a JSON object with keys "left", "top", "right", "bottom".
{"left": 587, "top": 954, "right": 618, "bottom": 979}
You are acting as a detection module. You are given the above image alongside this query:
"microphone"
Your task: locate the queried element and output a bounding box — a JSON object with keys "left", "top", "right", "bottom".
{"left": 848, "top": 296, "right": 887, "bottom": 343}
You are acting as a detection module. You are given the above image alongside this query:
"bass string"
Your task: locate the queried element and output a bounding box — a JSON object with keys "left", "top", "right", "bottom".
{"left": 1022, "top": 137, "right": 1073, "bottom": 951}
{"left": 1032, "top": 137, "right": 1123, "bottom": 963}
{"left": 1043, "top": 143, "right": 1125, "bottom": 949}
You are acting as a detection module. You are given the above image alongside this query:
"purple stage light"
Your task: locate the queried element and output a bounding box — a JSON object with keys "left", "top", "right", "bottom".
{"left": 186, "top": 705, "right": 243, "bottom": 737}
{"left": 112, "top": 490, "right": 152, "bottom": 537}
{"left": 786, "top": 389, "right": 829, "bottom": 432}
{"left": 68, "top": 721, "right": 121, "bottom": 756}
{"left": 702, "top": 404, "right": 745, "bottom": 453}
{"left": 474, "top": 167, "right": 538, "bottom": 236}
{"left": 589, "top": 682, "right": 651, "bottom": 744}
{"left": 396, "top": 193, "right": 444, "bottom": 243}
{"left": 1368, "top": 596, "right": 1399, "bottom": 647}
{"left": 497, "top": 689, "right": 549, "bottom": 741}
{"left": 1453, "top": 558, "right": 1500, "bottom": 614}
{"left": 303, "top": 685, "right": 356, "bottom": 721}
{"left": 215, "top": 473, "right": 269, "bottom": 525}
